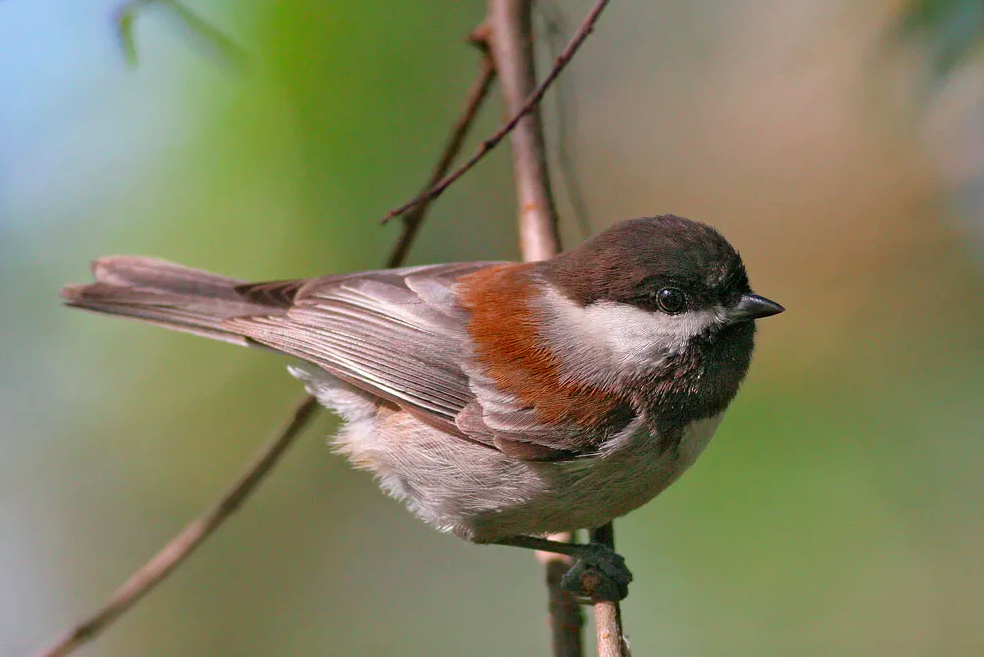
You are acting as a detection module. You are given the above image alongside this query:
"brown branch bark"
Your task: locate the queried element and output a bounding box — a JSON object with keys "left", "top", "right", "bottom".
{"left": 536, "top": 533, "right": 585, "bottom": 657}
{"left": 381, "top": 0, "right": 613, "bottom": 227}
{"left": 35, "top": 395, "right": 321, "bottom": 657}
{"left": 487, "top": 0, "right": 562, "bottom": 261}
{"left": 590, "top": 524, "right": 630, "bottom": 657}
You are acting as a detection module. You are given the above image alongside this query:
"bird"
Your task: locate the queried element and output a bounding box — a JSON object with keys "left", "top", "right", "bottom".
{"left": 62, "top": 215, "right": 783, "bottom": 600}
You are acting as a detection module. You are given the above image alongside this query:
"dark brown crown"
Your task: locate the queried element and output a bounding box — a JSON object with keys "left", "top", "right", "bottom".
{"left": 543, "top": 215, "right": 750, "bottom": 310}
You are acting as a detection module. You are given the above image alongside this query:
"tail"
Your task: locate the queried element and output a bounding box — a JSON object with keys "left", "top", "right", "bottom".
{"left": 61, "top": 256, "right": 292, "bottom": 346}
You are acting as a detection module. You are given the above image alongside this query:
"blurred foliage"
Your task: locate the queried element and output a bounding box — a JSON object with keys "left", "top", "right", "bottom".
{"left": 116, "top": 0, "right": 248, "bottom": 67}
{"left": 898, "top": 0, "right": 983, "bottom": 77}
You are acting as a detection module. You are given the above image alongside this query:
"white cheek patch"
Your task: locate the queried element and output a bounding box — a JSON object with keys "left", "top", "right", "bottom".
{"left": 579, "top": 300, "right": 722, "bottom": 358}
{"left": 535, "top": 287, "right": 725, "bottom": 385}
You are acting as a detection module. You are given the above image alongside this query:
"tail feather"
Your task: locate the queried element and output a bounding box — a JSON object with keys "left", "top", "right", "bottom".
{"left": 61, "top": 256, "right": 287, "bottom": 346}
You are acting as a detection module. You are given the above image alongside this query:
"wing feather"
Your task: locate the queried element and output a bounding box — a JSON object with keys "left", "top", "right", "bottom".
{"left": 227, "top": 263, "right": 499, "bottom": 425}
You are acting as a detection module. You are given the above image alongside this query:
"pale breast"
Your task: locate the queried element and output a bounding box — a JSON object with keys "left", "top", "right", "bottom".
{"left": 293, "top": 359, "right": 729, "bottom": 542}
{"left": 460, "top": 412, "right": 726, "bottom": 540}
{"left": 550, "top": 413, "right": 724, "bottom": 529}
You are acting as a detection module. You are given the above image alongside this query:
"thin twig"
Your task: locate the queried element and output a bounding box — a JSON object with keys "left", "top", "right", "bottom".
{"left": 487, "top": 0, "right": 562, "bottom": 261}
{"left": 386, "top": 39, "right": 497, "bottom": 268}
{"left": 488, "top": 3, "right": 628, "bottom": 654}
{"left": 35, "top": 395, "right": 321, "bottom": 657}
{"left": 536, "top": 533, "right": 586, "bottom": 657}
{"left": 590, "top": 524, "right": 630, "bottom": 657}
{"left": 536, "top": 0, "right": 593, "bottom": 240}
{"left": 381, "top": 0, "right": 613, "bottom": 227}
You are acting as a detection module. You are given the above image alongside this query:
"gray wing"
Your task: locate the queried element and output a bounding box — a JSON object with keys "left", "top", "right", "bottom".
{"left": 226, "top": 263, "right": 502, "bottom": 433}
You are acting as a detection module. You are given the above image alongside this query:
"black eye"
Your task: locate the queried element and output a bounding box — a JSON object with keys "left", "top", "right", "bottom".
{"left": 655, "top": 288, "right": 686, "bottom": 314}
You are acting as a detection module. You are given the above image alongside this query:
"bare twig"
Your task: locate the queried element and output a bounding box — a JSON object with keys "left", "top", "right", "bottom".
{"left": 536, "top": 0, "right": 593, "bottom": 240}
{"left": 386, "top": 39, "right": 497, "bottom": 268}
{"left": 35, "top": 395, "right": 321, "bottom": 657}
{"left": 590, "top": 524, "right": 630, "bottom": 657}
{"left": 381, "top": 0, "right": 613, "bottom": 227}
{"left": 488, "top": 0, "right": 562, "bottom": 261}
{"left": 486, "top": 1, "right": 578, "bottom": 653}
{"left": 536, "top": 533, "right": 586, "bottom": 657}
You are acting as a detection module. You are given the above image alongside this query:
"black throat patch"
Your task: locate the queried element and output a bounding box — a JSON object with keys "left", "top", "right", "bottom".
{"left": 636, "top": 320, "right": 756, "bottom": 449}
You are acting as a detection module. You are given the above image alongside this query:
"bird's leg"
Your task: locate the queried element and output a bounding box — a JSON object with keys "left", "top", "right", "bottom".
{"left": 492, "top": 535, "right": 633, "bottom": 601}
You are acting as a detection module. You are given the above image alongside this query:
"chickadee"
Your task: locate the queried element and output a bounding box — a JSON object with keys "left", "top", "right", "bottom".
{"left": 62, "top": 215, "right": 783, "bottom": 600}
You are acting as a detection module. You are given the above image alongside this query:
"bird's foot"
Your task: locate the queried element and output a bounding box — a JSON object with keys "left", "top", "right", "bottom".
{"left": 559, "top": 542, "right": 633, "bottom": 602}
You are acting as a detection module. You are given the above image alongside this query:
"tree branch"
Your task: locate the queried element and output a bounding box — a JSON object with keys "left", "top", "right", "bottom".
{"left": 536, "top": 533, "right": 585, "bottom": 657}
{"left": 115, "top": 0, "right": 248, "bottom": 67}
{"left": 590, "top": 524, "right": 630, "bottom": 657}
{"left": 485, "top": 2, "right": 580, "bottom": 654}
{"left": 381, "top": 0, "right": 613, "bottom": 227}
{"left": 536, "top": 0, "right": 594, "bottom": 240}
{"left": 35, "top": 395, "right": 321, "bottom": 657}
{"left": 487, "top": 0, "right": 562, "bottom": 261}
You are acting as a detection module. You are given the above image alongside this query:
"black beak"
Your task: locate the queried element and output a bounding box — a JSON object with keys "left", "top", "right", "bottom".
{"left": 725, "top": 293, "right": 785, "bottom": 324}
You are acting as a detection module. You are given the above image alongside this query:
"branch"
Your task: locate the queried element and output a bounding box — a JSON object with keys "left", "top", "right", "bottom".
{"left": 488, "top": 0, "right": 562, "bottom": 261}
{"left": 536, "top": 533, "right": 585, "bottom": 657}
{"left": 487, "top": 0, "right": 605, "bottom": 655}
{"left": 485, "top": 1, "right": 578, "bottom": 653}
{"left": 35, "top": 395, "right": 321, "bottom": 657}
{"left": 536, "top": 0, "right": 594, "bottom": 240}
{"left": 381, "top": 0, "right": 613, "bottom": 227}
{"left": 590, "top": 524, "right": 630, "bottom": 657}
{"left": 386, "top": 37, "right": 497, "bottom": 268}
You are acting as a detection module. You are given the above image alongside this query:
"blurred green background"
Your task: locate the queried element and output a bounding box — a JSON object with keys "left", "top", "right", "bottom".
{"left": 2, "top": 0, "right": 983, "bottom": 655}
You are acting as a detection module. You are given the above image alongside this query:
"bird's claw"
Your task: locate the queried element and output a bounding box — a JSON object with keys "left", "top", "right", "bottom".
{"left": 559, "top": 542, "right": 633, "bottom": 602}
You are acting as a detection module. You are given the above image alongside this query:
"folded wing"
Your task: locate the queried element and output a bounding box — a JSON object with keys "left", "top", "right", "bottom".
{"left": 226, "top": 263, "right": 497, "bottom": 433}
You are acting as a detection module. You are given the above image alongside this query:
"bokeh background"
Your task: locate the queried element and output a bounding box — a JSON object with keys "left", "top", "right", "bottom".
{"left": 2, "top": 0, "right": 982, "bottom": 655}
